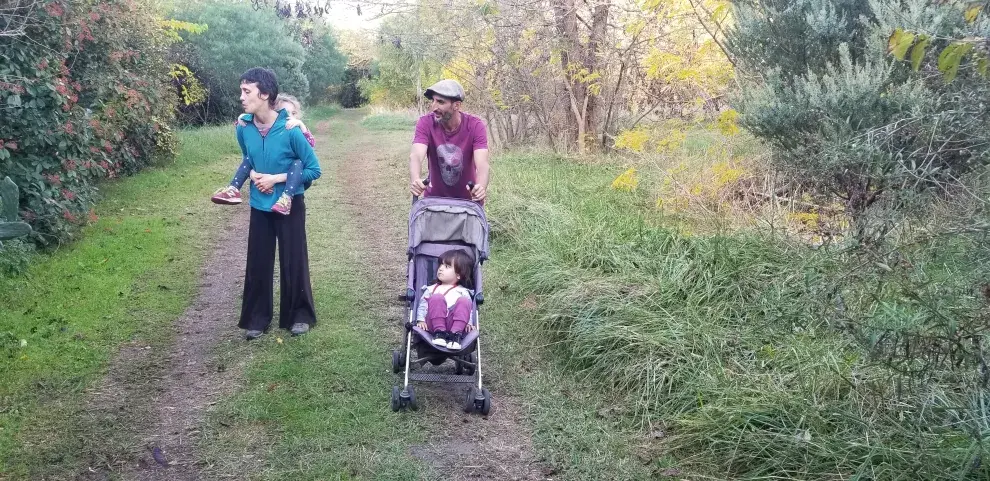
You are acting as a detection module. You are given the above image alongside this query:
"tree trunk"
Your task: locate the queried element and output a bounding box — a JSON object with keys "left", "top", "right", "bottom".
{"left": 585, "top": 1, "right": 610, "bottom": 150}
{"left": 553, "top": 0, "right": 581, "bottom": 151}
{"left": 553, "top": 0, "right": 611, "bottom": 154}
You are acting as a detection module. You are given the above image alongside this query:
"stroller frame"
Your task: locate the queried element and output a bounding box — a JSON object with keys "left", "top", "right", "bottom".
{"left": 391, "top": 194, "right": 492, "bottom": 415}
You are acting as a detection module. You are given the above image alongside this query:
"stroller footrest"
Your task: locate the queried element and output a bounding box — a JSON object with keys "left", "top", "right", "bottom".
{"left": 409, "top": 372, "right": 476, "bottom": 383}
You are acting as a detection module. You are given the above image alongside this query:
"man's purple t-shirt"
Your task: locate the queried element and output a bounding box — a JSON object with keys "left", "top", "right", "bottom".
{"left": 413, "top": 112, "right": 488, "bottom": 199}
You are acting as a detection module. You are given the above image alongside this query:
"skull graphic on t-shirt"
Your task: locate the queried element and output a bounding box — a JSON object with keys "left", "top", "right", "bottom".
{"left": 436, "top": 143, "right": 464, "bottom": 186}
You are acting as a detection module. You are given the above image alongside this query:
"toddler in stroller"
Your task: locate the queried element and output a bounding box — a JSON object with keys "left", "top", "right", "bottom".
{"left": 414, "top": 249, "right": 476, "bottom": 351}
{"left": 391, "top": 194, "right": 493, "bottom": 415}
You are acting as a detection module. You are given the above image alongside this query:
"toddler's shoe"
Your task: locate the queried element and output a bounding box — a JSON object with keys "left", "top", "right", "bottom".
{"left": 446, "top": 332, "right": 463, "bottom": 350}
{"left": 431, "top": 331, "right": 449, "bottom": 347}
{"left": 211, "top": 186, "right": 242, "bottom": 205}
{"left": 272, "top": 193, "right": 292, "bottom": 215}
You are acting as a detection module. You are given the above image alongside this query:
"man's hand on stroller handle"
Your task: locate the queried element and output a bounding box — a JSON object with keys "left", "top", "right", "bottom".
{"left": 410, "top": 177, "right": 429, "bottom": 197}
{"left": 467, "top": 181, "right": 486, "bottom": 202}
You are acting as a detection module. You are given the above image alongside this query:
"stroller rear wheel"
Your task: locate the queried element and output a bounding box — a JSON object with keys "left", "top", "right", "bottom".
{"left": 465, "top": 352, "right": 477, "bottom": 375}
{"left": 455, "top": 352, "right": 476, "bottom": 376}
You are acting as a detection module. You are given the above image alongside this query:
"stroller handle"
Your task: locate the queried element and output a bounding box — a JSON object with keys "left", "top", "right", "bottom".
{"left": 412, "top": 177, "right": 430, "bottom": 204}
{"left": 412, "top": 179, "right": 478, "bottom": 204}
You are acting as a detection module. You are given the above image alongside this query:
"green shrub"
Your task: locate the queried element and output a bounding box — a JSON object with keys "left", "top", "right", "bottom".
{"left": 172, "top": 1, "right": 308, "bottom": 123}
{"left": 301, "top": 24, "right": 347, "bottom": 104}
{"left": 0, "top": 0, "right": 177, "bottom": 245}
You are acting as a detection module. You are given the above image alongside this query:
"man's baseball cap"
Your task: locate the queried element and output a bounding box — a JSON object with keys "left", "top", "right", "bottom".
{"left": 424, "top": 79, "right": 465, "bottom": 101}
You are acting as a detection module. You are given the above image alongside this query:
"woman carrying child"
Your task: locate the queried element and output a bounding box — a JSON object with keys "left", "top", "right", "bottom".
{"left": 210, "top": 93, "right": 315, "bottom": 216}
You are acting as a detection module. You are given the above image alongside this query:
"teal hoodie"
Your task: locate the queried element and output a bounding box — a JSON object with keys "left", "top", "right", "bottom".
{"left": 236, "top": 109, "right": 321, "bottom": 211}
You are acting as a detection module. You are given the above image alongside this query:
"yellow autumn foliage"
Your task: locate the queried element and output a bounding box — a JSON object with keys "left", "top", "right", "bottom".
{"left": 613, "top": 128, "right": 651, "bottom": 153}
{"left": 611, "top": 168, "right": 639, "bottom": 192}
{"left": 716, "top": 109, "right": 740, "bottom": 136}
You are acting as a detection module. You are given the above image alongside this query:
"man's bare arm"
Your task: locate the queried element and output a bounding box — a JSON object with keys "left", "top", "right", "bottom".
{"left": 409, "top": 143, "right": 428, "bottom": 196}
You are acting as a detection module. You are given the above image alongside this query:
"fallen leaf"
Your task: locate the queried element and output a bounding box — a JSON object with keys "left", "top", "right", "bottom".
{"left": 151, "top": 446, "right": 168, "bottom": 466}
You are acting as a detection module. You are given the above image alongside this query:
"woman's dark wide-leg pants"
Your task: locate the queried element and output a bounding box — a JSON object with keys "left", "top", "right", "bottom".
{"left": 238, "top": 195, "right": 316, "bottom": 331}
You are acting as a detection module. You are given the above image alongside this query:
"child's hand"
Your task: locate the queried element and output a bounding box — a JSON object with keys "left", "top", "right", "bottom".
{"left": 286, "top": 118, "right": 306, "bottom": 131}
{"left": 415, "top": 321, "right": 427, "bottom": 330}
{"left": 237, "top": 114, "right": 249, "bottom": 127}
{"left": 465, "top": 324, "right": 475, "bottom": 332}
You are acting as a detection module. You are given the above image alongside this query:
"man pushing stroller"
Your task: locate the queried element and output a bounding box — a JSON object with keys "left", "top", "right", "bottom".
{"left": 408, "top": 79, "right": 491, "bottom": 204}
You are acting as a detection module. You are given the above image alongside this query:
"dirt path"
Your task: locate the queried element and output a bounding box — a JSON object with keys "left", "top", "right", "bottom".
{"left": 79, "top": 206, "right": 250, "bottom": 481}
{"left": 329, "top": 110, "right": 549, "bottom": 480}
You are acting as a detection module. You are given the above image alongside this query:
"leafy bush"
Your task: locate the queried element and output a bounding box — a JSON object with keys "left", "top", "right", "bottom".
{"left": 172, "top": 2, "right": 309, "bottom": 123}
{"left": 727, "top": 0, "right": 990, "bottom": 232}
{"left": 301, "top": 24, "right": 347, "bottom": 104}
{"left": 0, "top": 0, "right": 177, "bottom": 245}
{"left": 338, "top": 66, "right": 371, "bottom": 108}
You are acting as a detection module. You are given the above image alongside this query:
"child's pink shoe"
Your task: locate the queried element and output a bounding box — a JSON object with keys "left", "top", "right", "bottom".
{"left": 271, "top": 193, "right": 292, "bottom": 215}
{"left": 211, "top": 186, "right": 241, "bottom": 205}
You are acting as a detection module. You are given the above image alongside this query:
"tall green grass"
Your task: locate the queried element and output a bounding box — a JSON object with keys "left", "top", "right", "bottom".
{"left": 488, "top": 151, "right": 990, "bottom": 479}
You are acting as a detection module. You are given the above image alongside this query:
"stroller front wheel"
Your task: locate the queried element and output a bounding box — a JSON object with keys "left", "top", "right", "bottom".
{"left": 401, "top": 385, "right": 418, "bottom": 411}
{"left": 464, "top": 387, "right": 492, "bottom": 415}
{"left": 391, "top": 386, "right": 402, "bottom": 412}
{"left": 464, "top": 387, "right": 477, "bottom": 413}
{"left": 480, "top": 388, "right": 492, "bottom": 415}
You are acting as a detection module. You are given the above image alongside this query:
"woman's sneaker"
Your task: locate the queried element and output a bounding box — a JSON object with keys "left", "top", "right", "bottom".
{"left": 271, "top": 193, "right": 292, "bottom": 215}
{"left": 290, "top": 323, "right": 310, "bottom": 336}
{"left": 431, "top": 331, "right": 448, "bottom": 347}
{"left": 211, "top": 186, "right": 242, "bottom": 205}
{"left": 446, "top": 332, "right": 463, "bottom": 350}
{"left": 245, "top": 329, "right": 264, "bottom": 340}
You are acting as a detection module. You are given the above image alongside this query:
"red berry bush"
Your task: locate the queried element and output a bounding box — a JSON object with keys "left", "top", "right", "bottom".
{"left": 0, "top": 0, "right": 177, "bottom": 245}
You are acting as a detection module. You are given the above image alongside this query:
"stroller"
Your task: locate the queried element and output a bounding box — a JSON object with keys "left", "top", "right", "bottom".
{"left": 391, "top": 186, "right": 492, "bottom": 415}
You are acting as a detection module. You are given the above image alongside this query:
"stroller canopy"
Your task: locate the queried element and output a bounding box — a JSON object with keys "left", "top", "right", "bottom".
{"left": 408, "top": 197, "right": 489, "bottom": 260}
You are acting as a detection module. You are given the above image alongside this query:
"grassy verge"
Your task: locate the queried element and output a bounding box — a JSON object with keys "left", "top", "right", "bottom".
{"left": 0, "top": 125, "right": 238, "bottom": 477}
{"left": 486, "top": 148, "right": 990, "bottom": 479}
{"left": 360, "top": 112, "right": 417, "bottom": 131}
{"left": 307, "top": 103, "right": 342, "bottom": 119}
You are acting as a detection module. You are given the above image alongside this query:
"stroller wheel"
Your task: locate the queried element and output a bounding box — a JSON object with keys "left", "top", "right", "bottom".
{"left": 392, "top": 350, "right": 404, "bottom": 374}
{"left": 464, "top": 387, "right": 478, "bottom": 413}
{"left": 455, "top": 356, "right": 465, "bottom": 375}
{"left": 480, "top": 388, "right": 492, "bottom": 415}
{"left": 390, "top": 386, "right": 402, "bottom": 412}
{"left": 406, "top": 385, "right": 418, "bottom": 411}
